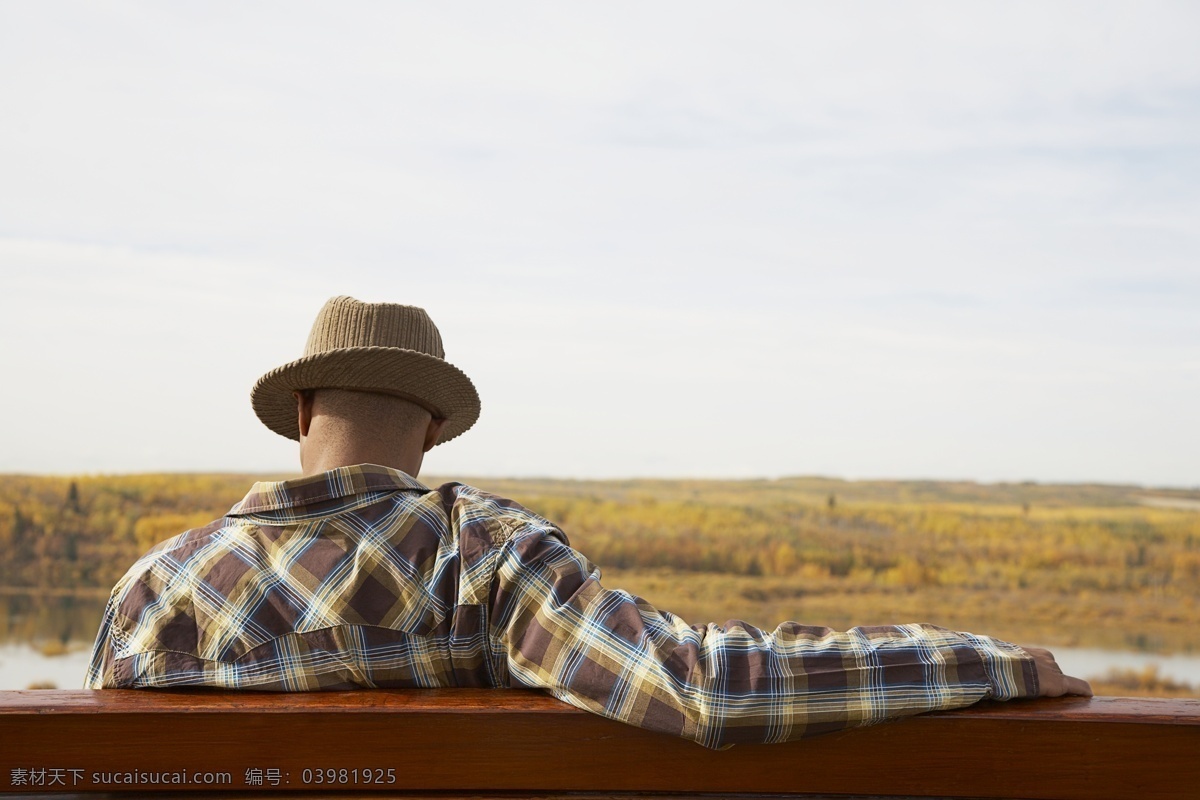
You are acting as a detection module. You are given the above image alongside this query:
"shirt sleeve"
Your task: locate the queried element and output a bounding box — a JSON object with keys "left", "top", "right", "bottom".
{"left": 490, "top": 529, "right": 1039, "bottom": 749}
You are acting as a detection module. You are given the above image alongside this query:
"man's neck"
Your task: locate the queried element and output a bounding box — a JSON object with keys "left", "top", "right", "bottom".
{"left": 301, "top": 447, "right": 423, "bottom": 478}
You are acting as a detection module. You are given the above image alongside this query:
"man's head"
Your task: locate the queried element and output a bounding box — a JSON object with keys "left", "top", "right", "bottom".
{"left": 250, "top": 296, "right": 479, "bottom": 475}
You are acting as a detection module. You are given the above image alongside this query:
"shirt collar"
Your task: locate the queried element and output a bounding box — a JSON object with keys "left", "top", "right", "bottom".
{"left": 228, "top": 464, "right": 431, "bottom": 516}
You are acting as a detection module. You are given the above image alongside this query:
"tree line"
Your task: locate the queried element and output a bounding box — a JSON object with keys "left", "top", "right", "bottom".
{"left": 2, "top": 473, "right": 1197, "bottom": 599}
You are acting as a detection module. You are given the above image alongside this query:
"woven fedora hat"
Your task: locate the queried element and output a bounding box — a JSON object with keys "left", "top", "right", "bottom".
{"left": 251, "top": 296, "right": 480, "bottom": 445}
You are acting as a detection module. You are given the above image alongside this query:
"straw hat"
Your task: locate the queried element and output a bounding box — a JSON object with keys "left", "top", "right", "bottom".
{"left": 251, "top": 296, "right": 480, "bottom": 445}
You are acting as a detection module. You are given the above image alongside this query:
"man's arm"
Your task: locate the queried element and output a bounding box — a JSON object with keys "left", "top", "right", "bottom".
{"left": 490, "top": 529, "right": 1086, "bottom": 749}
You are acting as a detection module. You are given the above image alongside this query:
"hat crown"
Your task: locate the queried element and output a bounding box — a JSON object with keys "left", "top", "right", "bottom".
{"left": 252, "top": 294, "right": 479, "bottom": 445}
{"left": 303, "top": 296, "right": 445, "bottom": 359}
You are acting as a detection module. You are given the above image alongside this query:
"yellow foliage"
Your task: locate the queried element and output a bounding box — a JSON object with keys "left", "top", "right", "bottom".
{"left": 1, "top": 471, "right": 1197, "bottom": 684}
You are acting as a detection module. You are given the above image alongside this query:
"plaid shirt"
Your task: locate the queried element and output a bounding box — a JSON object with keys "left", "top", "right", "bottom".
{"left": 85, "top": 464, "right": 1037, "bottom": 748}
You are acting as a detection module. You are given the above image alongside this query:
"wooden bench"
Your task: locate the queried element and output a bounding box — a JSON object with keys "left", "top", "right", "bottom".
{"left": 1, "top": 690, "right": 1197, "bottom": 799}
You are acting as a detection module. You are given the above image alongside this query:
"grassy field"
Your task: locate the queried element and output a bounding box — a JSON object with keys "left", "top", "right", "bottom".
{"left": 466, "top": 476, "right": 1200, "bottom": 655}
{"left": 2, "top": 472, "right": 1197, "bottom": 695}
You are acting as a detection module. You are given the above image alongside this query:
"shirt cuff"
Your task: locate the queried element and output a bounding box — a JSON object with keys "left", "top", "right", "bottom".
{"left": 961, "top": 633, "right": 1040, "bottom": 700}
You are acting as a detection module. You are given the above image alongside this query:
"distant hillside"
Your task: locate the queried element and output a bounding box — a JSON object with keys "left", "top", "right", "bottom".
{"left": 447, "top": 474, "right": 1200, "bottom": 509}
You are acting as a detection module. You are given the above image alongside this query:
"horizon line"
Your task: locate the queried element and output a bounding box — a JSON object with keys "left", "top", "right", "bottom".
{"left": 1, "top": 469, "right": 1197, "bottom": 493}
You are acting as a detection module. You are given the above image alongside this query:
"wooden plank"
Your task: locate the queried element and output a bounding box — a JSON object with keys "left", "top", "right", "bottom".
{"left": 1, "top": 690, "right": 1197, "bottom": 799}
{"left": 0, "top": 687, "right": 582, "bottom": 715}
{"left": 5, "top": 689, "right": 1196, "bottom": 724}
{"left": 0, "top": 794, "right": 942, "bottom": 800}
{"left": 0, "top": 794, "right": 928, "bottom": 800}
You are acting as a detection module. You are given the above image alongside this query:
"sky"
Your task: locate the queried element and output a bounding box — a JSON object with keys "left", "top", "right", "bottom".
{"left": 0, "top": 1, "right": 1197, "bottom": 486}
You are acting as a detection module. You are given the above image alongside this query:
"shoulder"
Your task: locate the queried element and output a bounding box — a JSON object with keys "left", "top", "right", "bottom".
{"left": 109, "top": 515, "right": 246, "bottom": 599}
{"left": 99, "top": 515, "right": 244, "bottom": 652}
{"left": 430, "top": 482, "right": 569, "bottom": 547}
{"left": 139, "top": 516, "right": 230, "bottom": 558}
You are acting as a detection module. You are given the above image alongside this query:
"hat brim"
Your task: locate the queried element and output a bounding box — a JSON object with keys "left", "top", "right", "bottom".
{"left": 251, "top": 346, "right": 480, "bottom": 445}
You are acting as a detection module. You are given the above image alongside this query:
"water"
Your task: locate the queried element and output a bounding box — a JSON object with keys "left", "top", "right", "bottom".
{"left": 0, "top": 643, "right": 94, "bottom": 690}
{"left": 1046, "top": 646, "right": 1200, "bottom": 687}
{"left": 0, "top": 591, "right": 106, "bottom": 689}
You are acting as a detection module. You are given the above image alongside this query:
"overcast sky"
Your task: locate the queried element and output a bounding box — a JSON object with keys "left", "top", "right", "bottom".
{"left": 1, "top": 2, "right": 1197, "bottom": 486}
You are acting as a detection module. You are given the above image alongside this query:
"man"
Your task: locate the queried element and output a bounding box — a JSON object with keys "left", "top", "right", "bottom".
{"left": 85, "top": 295, "right": 1090, "bottom": 749}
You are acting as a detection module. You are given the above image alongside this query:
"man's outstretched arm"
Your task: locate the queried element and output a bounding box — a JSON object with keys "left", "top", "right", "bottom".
{"left": 490, "top": 529, "right": 1089, "bottom": 749}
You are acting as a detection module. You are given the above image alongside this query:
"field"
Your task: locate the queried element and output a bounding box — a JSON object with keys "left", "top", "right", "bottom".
{"left": 2, "top": 472, "right": 1198, "bottom": 696}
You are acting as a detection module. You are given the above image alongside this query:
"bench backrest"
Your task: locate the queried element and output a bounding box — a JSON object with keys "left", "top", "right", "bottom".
{"left": 2, "top": 690, "right": 1197, "bottom": 798}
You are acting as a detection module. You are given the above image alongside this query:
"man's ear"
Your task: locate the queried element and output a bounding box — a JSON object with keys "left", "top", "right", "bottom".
{"left": 422, "top": 417, "right": 448, "bottom": 452}
{"left": 294, "top": 390, "right": 315, "bottom": 438}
